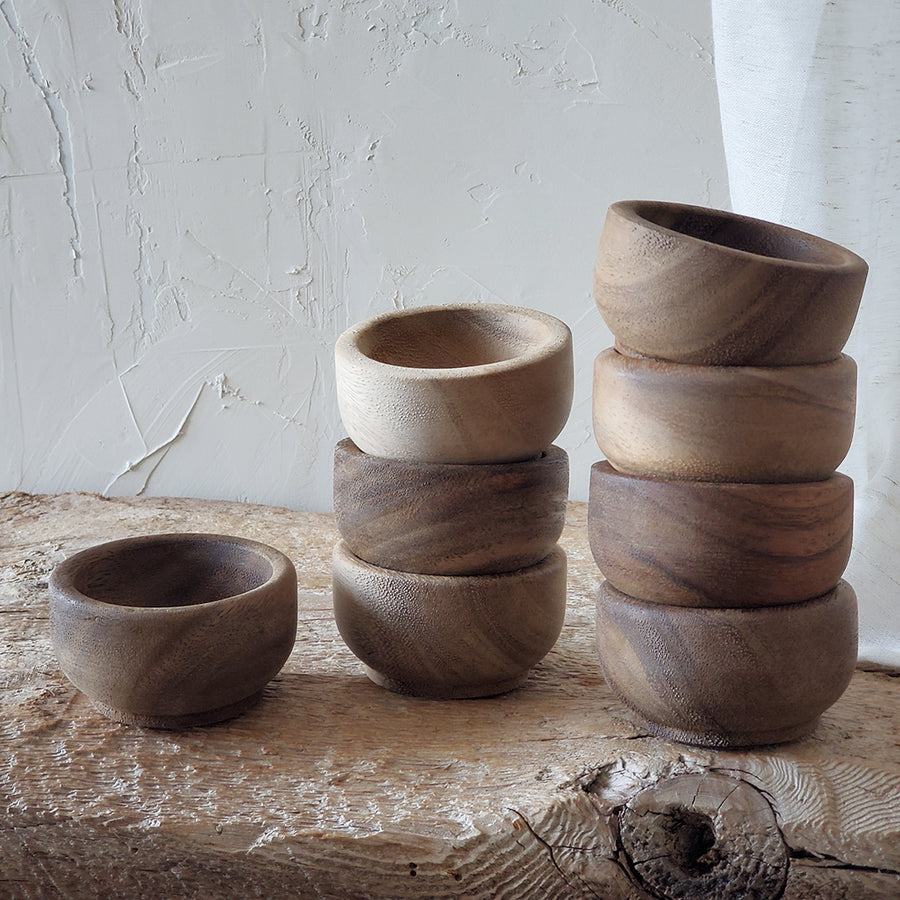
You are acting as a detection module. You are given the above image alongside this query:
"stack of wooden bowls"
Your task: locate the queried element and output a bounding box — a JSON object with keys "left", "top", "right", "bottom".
{"left": 589, "top": 200, "right": 869, "bottom": 747}
{"left": 332, "top": 303, "right": 574, "bottom": 699}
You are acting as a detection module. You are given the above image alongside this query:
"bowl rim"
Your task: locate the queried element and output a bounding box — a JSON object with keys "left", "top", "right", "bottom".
{"left": 334, "top": 436, "right": 569, "bottom": 473}
{"left": 594, "top": 346, "right": 857, "bottom": 379}
{"left": 49, "top": 532, "right": 296, "bottom": 615}
{"left": 608, "top": 199, "right": 868, "bottom": 274}
{"left": 335, "top": 302, "right": 572, "bottom": 380}
{"left": 333, "top": 539, "right": 566, "bottom": 586}
{"left": 589, "top": 458, "right": 855, "bottom": 495}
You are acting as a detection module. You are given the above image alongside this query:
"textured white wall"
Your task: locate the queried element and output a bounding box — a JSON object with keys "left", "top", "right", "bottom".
{"left": 0, "top": 0, "right": 728, "bottom": 511}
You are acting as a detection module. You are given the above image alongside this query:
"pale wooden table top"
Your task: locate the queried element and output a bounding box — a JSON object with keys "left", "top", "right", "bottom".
{"left": 2, "top": 491, "right": 898, "bottom": 899}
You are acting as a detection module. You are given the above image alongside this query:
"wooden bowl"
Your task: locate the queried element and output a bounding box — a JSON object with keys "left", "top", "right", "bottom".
{"left": 593, "top": 349, "right": 856, "bottom": 482}
{"left": 49, "top": 534, "right": 298, "bottom": 728}
{"left": 595, "top": 579, "right": 858, "bottom": 748}
{"left": 334, "top": 303, "right": 573, "bottom": 464}
{"left": 589, "top": 461, "right": 853, "bottom": 607}
{"left": 334, "top": 438, "right": 568, "bottom": 575}
{"left": 332, "top": 541, "right": 567, "bottom": 699}
{"left": 593, "top": 199, "right": 868, "bottom": 365}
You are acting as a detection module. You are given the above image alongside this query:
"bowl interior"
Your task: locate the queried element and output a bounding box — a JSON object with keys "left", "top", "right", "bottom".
{"left": 70, "top": 538, "right": 274, "bottom": 609}
{"left": 356, "top": 307, "right": 552, "bottom": 369}
{"left": 631, "top": 201, "right": 847, "bottom": 266}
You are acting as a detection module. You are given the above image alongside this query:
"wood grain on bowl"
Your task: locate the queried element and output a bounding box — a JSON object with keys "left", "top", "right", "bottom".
{"left": 593, "top": 199, "right": 868, "bottom": 365}
{"left": 334, "top": 439, "right": 568, "bottom": 575}
{"left": 332, "top": 541, "right": 567, "bottom": 699}
{"left": 335, "top": 304, "right": 573, "bottom": 464}
{"left": 588, "top": 461, "right": 853, "bottom": 606}
{"left": 49, "top": 533, "right": 298, "bottom": 727}
{"left": 594, "top": 579, "right": 858, "bottom": 748}
{"left": 592, "top": 348, "right": 857, "bottom": 483}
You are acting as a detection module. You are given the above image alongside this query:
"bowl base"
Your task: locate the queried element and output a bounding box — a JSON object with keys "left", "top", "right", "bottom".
{"left": 90, "top": 689, "right": 266, "bottom": 729}
{"left": 629, "top": 711, "right": 822, "bottom": 749}
{"left": 363, "top": 666, "right": 529, "bottom": 700}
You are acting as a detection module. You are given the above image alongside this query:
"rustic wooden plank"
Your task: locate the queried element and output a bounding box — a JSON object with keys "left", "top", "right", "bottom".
{"left": 1, "top": 492, "right": 899, "bottom": 899}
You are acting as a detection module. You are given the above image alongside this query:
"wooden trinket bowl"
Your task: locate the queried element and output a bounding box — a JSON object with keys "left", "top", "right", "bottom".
{"left": 593, "top": 199, "right": 868, "bottom": 365}
{"left": 594, "top": 579, "right": 858, "bottom": 748}
{"left": 588, "top": 461, "right": 853, "bottom": 606}
{"left": 334, "top": 303, "right": 573, "bottom": 464}
{"left": 333, "top": 439, "right": 568, "bottom": 575}
{"left": 332, "top": 541, "right": 567, "bottom": 699}
{"left": 49, "top": 534, "right": 298, "bottom": 728}
{"left": 592, "top": 349, "right": 857, "bottom": 483}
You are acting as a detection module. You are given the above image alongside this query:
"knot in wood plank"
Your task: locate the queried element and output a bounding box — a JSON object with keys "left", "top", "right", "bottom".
{"left": 618, "top": 772, "right": 788, "bottom": 899}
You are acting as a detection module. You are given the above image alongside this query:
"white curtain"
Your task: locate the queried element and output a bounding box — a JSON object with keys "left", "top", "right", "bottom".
{"left": 712, "top": 0, "right": 900, "bottom": 668}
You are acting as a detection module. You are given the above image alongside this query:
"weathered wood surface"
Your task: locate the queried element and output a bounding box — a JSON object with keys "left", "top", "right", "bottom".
{"left": 2, "top": 491, "right": 899, "bottom": 899}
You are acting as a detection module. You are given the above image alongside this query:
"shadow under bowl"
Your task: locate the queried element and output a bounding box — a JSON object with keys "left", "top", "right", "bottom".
{"left": 49, "top": 533, "right": 298, "bottom": 728}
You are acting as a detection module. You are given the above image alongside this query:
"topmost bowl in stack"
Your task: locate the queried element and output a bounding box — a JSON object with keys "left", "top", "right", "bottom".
{"left": 593, "top": 199, "right": 867, "bottom": 366}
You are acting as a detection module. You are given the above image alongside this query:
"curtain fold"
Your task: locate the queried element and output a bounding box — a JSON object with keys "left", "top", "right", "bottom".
{"left": 712, "top": 0, "right": 900, "bottom": 667}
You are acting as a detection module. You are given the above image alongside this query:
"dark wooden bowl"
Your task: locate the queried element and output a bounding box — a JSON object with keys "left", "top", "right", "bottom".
{"left": 335, "top": 303, "right": 573, "bottom": 464}
{"left": 332, "top": 541, "right": 567, "bottom": 699}
{"left": 593, "top": 200, "right": 868, "bottom": 365}
{"left": 334, "top": 439, "right": 568, "bottom": 575}
{"left": 593, "top": 349, "right": 857, "bottom": 483}
{"left": 49, "top": 534, "right": 298, "bottom": 727}
{"left": 595, "top": 579, "right": 858, "bottom": 748}
{"left": 589, "top": 461, "right": 853, "bottom": 606}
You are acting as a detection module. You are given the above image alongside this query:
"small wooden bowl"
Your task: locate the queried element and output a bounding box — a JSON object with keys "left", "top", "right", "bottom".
{"left": 593, "top": 349, "right": 856, "bottom": 483}
{"left": 49, "top": 534, "right": 298, "bottom": 728}
{"left": 334, "top": 439, "right": 568, "bottom": 575}
{"left": 332, "top": 541, "right": 567, "bottom": 699}
{"left": 335, "top": 303, "right": 574, "bottom": 464}
{"left": 593, "top": 199, "right": 868, "bottom": 365}
{"left": 589, "top": 461, "right": 853, "bottom": 607}
{"left": 595, "top": 579, "right": 858, "bottom": 748}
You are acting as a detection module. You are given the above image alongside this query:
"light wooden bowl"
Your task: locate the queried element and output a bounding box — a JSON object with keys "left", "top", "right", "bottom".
{"left": 593, "top": 199, "right": 868, "bottom": 365}
{"left": 593, "top": 349, "right": 856, "bottom": 483}
{"left": 49, "top": 534, "right": 298, "bottom": 728}
{"left": 595, "top": 579, "right": 858, "bottom": 748}
{"left": 334, "top": 439, "right": 568, "bottom": 575}
{"left": 335, "top": 303, "right": 573, "bottom": 464}
{"left": 332, "top": 541, "right": 567, "bottom": 699}
{"left": 589, "top": 461, "right": 853, "bottom": 607}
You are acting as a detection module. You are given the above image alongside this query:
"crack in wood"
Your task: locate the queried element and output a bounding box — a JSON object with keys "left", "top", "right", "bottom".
{"left": 791, "top": 848, "right": 900, "bottom": 878}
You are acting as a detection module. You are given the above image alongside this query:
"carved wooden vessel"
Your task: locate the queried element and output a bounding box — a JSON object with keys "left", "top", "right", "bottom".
{"left": 588, "top": 461, "right": 853, "bottom": 607}
{"left": 332, "top": 541, "right": 567, "bottom": 699}
{"left": 594, "top": 579, "right": 858, "bottom": 747}
{"left": 333, "top": 303, "right": 573, "bottom": 699}
{"left": 593, "top": 199, "right": 868, "bottom": 365}
{"left": 49, "top": 533, "right": 298, "bottom": 727}
{"left": 593, "top": 348, "right": 856, "bottom": 482}
{"left": 335, "top": 303, "right": 573, "bottom": 464}
{"left": 334, "top": 439, "right": 568, "bottom": 575}
{"left": 590, "top": 200, "right": 866, "bottom": 749}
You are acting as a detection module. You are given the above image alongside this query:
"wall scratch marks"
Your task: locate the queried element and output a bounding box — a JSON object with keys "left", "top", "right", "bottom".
{"left": 127, "top": 127, "right": 149, "bottom": 196}
{"left": 104, "top": 382, "right": 205, "bottom": 495}
{"left": 0, "top": 1, "right": 729, "bottom": 511}
{"left": 113, "top": 0, "right": 148, "bottom": 100}
{"left": 0, "top": 0, "right": 83, "bottom": 276}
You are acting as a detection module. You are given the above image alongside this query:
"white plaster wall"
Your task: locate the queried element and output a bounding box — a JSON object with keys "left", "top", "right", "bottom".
{"left": 0, "top": 0, "right": 728, "bottom": 512}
